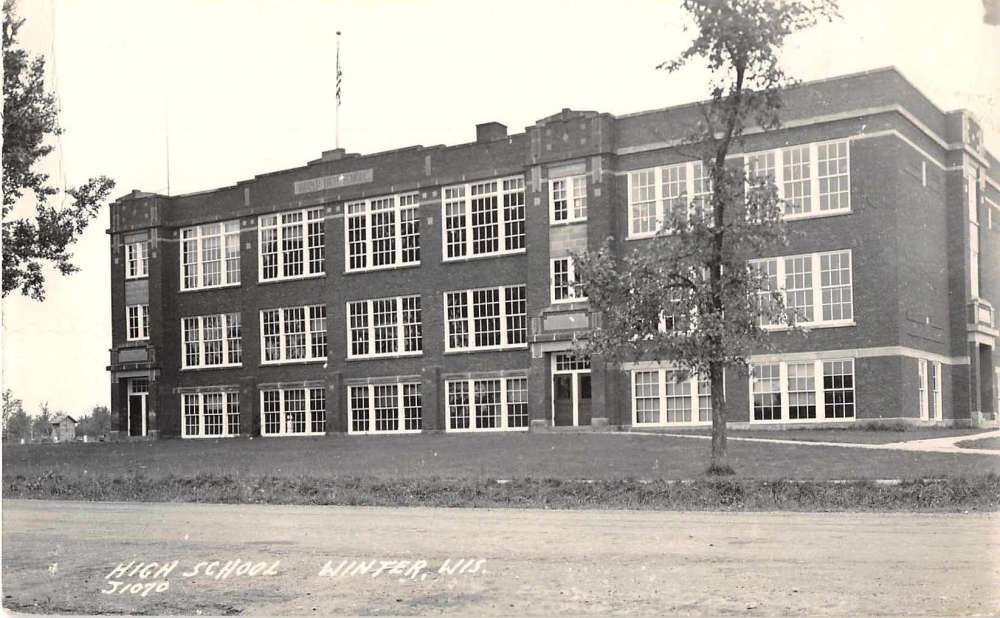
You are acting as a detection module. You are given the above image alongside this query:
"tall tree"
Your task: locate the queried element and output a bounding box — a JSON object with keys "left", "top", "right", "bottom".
{"left": 77, "top": 404, "right": 110, "bottom": 438}
{"left": 2, "top": 389, "right": 31, "bottom": 442}
{"left": 575, "top": 0, "right": 838, "bottom": 472}
{"left": 2, "top": 0, "right": 115, "bottom": 301}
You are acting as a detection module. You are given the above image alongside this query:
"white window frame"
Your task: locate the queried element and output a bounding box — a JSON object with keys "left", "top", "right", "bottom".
{"left": 550, "top": 257, "right": 587, "bottom": 304}
{"left": 441, "top": 175, "right": 526, "bottom": 261}
{"left": 629, "top": 367, "right": 715, "bottom": 427}
{"left": 443, "top": 284, "right": 528, "bottom": 352}
{"left": 445, "top": 376, "right": 529, "bottom": 433}
{"left": 744, "top": 139, "right": 851, "bottom": 221}
{"left": 125, "top": 240, "right": 149, "bottom": 279}
{"left": 126, "top": 304, "right": 149, "bottom": 341}
{"left": 181, "top": 391, "right": 240, "bottom": 438}
{"left": 626, "top": 161, "right": 711, "bottom": 239}
{"left": 344, "top": 192, "right": 420, "bottom": 273}
{"left": 748, "top": 358, "right": 856, "bottom": 424}
{"left": 348, "top": 382, "right": 423, "bottom": 435}
{"left": 259, "top": 304, "right": 328, "bottom": 365}
{"left": 549, "top": 175, "right": 588, "bottom": 224}
{"left": 179, "top": 220, "right": 241, "bottom": 291}
{"left": 259, "top": 387, "right": 327, "bottom": 437}
{"left": 750, "top": 249, "right": 854, "bottom": 329}
{"left": 346, "top": 295, "right": 423, "bottom": 359}
{"left": 181, "top": 313, "right": 242, "bottom": 369}
{"left": 258, "top": 208, "right": 325, "bottom": 283}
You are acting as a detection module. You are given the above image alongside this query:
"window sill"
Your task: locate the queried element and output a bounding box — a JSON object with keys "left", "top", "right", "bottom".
{"left": 346, "top": 352, "right": 423, "bottom": 362}
{"left": 257, "top": 273, "right": 326, "bottom": 285}
{"left": 179, "top": 282, "right": 241, "bottom": 294}
{"left": 125, "top": 275, "right": 149, "bottom": 281}
{"left": 180, "top": 364, "right": 243, "bottom": 372}
{"left": 763, "top": 320, "right": 856, "bottom": 332}
{"left": 783, "top": 209, "right": 852, "bottom": 222}
{"left": 126, "top": 338, "right": 150, "bottom": 343}
{"left": 549, "top": 218, "right": 588, "bottom": 228}
{"left": 344, "top": 262, "right": 421, "bottom": 275}
{"left": 633, "top": 421, "right": 712, "bottom": 428}
{"left": 551, "top": 298, "right": 588, "bottom": 307}
{"left": 442, "top": 249, "right": 527, "bottom": 264}
{"left": 181, "top": 434, "right": 240, "bottom": 439}
{"left": 748, "top": 416, "right": 856, "bottom": 425}
{"left": 445, "top": 426, "right": 530, "bottom": 433}
{"left": 347, "top": 429, "right": 423, "bottom": 436}
{"left": 259, "top": 431, "right": 327, "bottom": 438}
{"left": 444, "top": 345, "right": 529, "bottom": 355}
{"left": 260, "top": 358, "right": 328, "bottom": 367}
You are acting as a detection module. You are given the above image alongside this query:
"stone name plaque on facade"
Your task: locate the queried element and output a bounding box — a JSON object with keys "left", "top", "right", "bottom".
{"left": 293, "top": 169, "right": 374, "bottom": 195}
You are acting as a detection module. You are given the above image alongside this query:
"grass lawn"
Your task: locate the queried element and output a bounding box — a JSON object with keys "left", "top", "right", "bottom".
{"left": 956, "top": 437, "right": 1000, "bottom": 451}
{"left": 658, "top": 427, "right": 987, "bottom": 444}
{"left": 4, "top": 432, "right": 999, "bottom": 481}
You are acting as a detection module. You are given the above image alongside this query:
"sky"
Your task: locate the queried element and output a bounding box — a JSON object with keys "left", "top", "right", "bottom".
{"left": 2, "top": 0, "right": 998, "bottom": 416}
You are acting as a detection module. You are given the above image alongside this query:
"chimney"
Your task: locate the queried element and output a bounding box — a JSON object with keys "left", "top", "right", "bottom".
{"left": 319, "top": 148, "right": 346, "bottom": 162}
{"left": 476, "top": 122, "right": 507, "bottom": 143}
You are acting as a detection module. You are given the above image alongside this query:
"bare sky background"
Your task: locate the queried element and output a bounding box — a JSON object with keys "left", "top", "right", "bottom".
{"left": 2, "top": 0, "right": 997, "bottom": 416}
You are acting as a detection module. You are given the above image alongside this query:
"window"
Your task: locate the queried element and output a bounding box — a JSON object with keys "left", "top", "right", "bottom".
{"left": 180, "top": 221, "right": 241, "bottom": 290}
{"left": 627, "top": 161, "right": 712, "bottom": 238}
{"left": 631, "top": 369, "right": 714, "bottom": 426}
{"left": 344, "top": 193, "right": 420, "bottom": 272}
{"left": 442, "top": 176, "right": 525, "bottom": 260}
{"left": 349, "top": 382, "right": 422, "bottom": 434}
{"left": 126, "top": 304, "right": 149, "bottom": 341}
{"left": 550, "top": 257, "right": 586, "bottom": 304}
{"left": 259, "top": 208, "right": 325, "bottom": 281}
{"left": 750, "top": 358, "right": 855, "bottom": 422}
{"left": 260, "top": 305, "right": 327, "bottom": 363}
{"left": 445, "top": 377, "right": 529, "bottom": 431}
{"left": 550, "top": 175, "right": 587, "bottom": 223}
{"left": 919, "top": 359, "right": 942, "bottom": 421}
{"left": 125, "top": 240, "right": 149, "bottom": 279}
{"left": 347, "top": 295, "right": 422, "bottom": 358}
{"left": 260, "top": 387, "right": 326, "bottom": 436}
{"left": 444, "top": 285, "right": 527, "bottom": 351}
{"left": 182, "top": 391, "right": 240, "bottom": 438}
{"left": 744, "top": 140, "right": 851, "bottom": 219}
{"left": 750, "top": 250, "right": 853, "bottom": 328}
{"left": 181, "top": 313, "right": 241, "bottom": 368}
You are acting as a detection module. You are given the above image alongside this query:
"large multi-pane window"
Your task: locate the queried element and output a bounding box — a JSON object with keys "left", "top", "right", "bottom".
{"left": 180, "top": 221, "right": 241, "bottom": 290}
{"left": 626, "top": 161, "right": 711, "bottom": 238}
{"left": 260, "top": 305, "right": 327, "bottom": 363}
{"left": 630, "top": 368, "right": 714, "bottom": 426}
{"left": 550, "top": 257, "right": 586, "bottom": 303}
{"left": 259, "top": 208, "right": 325, "bottom": 281}
{"left": 181, "top": 313, "right": 241, "bottom": 368}
{"left": 750, "top": 250, "right": 853, "bottom": 327}
{"left": 446, "top": 377, "right": 529, "bottom": 431}
{"left": 444, "top": 285, "right": 527, "bottom": 351}
{"left": 181, "top": 391, "right": 240, "bottom": 438}
{"left": 260, "top": 387, "right": 326, "bottom": 436}
{"left": 125, "top": 240, "right": 149, "bottom": 279}
{"left": 750, "top": 358, "right": 855, "bottom": 422}
{"left": 745, "top": 139, "right": 851, "bottom": 219}
{"left": 442, "top": 176, "right": 525, "bottom": 259}
{"left": 550, "top": 175, "right": 587, "bottom": 224}
{"left": 347, "top": 295, "right": 422, "bottom": 358}
{"left": 126, "top": 304, "right": 149, "bottom": 341}
{"left": 348, "top": 382, "right": 422, "bottom": 434}
{"left": 345, "top": 192, "right": 420, "bottom": 271}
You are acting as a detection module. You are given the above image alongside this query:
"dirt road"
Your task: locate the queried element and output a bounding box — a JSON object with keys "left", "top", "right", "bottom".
{"left": 3, "top": 499, "right": 997, "bottom": 615}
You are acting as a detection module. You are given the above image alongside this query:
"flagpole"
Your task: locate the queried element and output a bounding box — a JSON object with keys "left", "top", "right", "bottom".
{"left": 335, "top": 31, "right": 342, "bottom": 150}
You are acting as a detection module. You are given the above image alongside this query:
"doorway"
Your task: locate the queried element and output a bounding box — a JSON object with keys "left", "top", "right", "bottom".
{"left": 127, "top": 378, "right": 149, "bottom": 437}
{"left": 552, "top": 353, "right": 591, "bottom": 427}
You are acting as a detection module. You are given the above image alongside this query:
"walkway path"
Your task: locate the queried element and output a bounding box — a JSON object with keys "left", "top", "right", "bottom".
{"left": 628, "top": 429, "right": 1000, "bottom": 456}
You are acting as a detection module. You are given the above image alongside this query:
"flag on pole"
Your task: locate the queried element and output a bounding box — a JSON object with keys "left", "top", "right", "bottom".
{"left": 336, "top": 31, "right": 342, "bottom": 106}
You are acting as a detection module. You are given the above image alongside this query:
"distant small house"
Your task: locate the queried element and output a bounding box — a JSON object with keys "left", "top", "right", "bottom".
{"left": 50, "top": 415, "right": 78, "bottom": 443}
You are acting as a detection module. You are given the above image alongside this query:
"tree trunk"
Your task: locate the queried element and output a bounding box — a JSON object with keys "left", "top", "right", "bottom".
{"left": 709, "top": 360, "right": 729, "bottom": 471}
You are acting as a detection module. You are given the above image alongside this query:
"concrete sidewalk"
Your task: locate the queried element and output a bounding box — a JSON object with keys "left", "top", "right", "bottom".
{"left": 631, "top": 429, "right": 1000, "bottom": 456}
